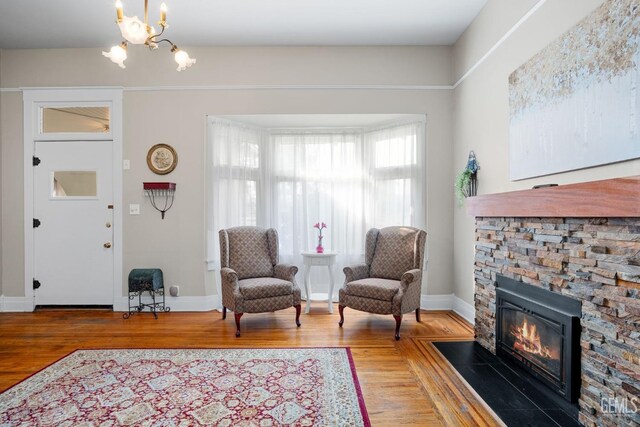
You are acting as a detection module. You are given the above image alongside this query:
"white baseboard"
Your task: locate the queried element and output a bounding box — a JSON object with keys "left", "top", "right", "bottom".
{"left": 452, "top": 296, "right": 475, "bottom": 325}
{"left": 0, "top": 294, "right": 220, "bottom": 313}
{"left": 113, "top": 294, "right": 220, "bottom": 312}
{"left": 421, "top": 294, "right": 475, "bottom": 325}
{"left": 2, "top": 292, "right": 475, "bottom": 322}
{"left": 420, "top": 293, "right": 456, "bottom": 310}
{"left": 0, "top": 296, "right": 34, "bottom": 312}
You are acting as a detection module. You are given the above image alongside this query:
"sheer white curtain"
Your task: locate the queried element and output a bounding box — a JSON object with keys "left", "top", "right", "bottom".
{"left": 206, "top": 118, "right": 269, "bottom": 271}
{"left": 270, "top": 131, "right": 367, "bottom": 289}
{"left": 206, "top": 117, "right": 427, "bottom": 298}
{"left": 365, "top": 121, "right": 426, "bottom": 231}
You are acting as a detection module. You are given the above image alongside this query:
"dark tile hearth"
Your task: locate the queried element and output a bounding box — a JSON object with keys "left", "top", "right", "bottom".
{"left": 433, "top": 341, "right": 580, "bottom": 427}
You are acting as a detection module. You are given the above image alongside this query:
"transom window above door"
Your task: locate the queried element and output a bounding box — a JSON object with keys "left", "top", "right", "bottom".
{"left": 41, "top": 106, "right": 110, "bottom": 134}
{"left": 34, "top": 102, "right": 114, "bottom": 141}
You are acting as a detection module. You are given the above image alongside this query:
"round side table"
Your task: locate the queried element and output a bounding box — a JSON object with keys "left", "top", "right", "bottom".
{"left": 300, "top": 252, "right": 337, "bottom": 314}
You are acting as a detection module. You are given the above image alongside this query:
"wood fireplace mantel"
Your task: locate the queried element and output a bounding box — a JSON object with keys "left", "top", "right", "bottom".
{"left": 466, "top": 175, "right": 640, "bottom": 218}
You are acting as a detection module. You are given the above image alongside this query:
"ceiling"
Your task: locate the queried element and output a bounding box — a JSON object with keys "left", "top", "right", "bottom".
{"left": 0, "top": 0, "right": 487, "bottom": 49}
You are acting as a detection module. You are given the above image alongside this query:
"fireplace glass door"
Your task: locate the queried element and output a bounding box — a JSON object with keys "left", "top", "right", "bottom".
{"left": 495, "top": 275, "right": 581, "bottom": 402}
{"left": 501, "top": 308, "right": 563, "bottom": 381}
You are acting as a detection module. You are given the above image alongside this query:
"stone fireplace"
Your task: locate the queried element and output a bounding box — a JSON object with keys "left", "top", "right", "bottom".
{"left": 467, "top": 177, "right": 640, "bottom": 427}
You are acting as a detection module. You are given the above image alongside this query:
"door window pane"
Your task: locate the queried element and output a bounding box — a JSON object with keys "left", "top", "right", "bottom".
{"left": 42, "top": 107, "right": 110, "bottom": 133}
{"left": 52, "top": 171, "right": 97, "bottom": 197}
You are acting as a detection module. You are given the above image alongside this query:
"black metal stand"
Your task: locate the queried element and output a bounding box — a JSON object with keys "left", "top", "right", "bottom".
{"left": 123, "top": 285, "right": 170, "bottom": 319}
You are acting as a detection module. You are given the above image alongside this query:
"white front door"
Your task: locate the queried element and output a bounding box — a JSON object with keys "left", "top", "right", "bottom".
{"left": 33, "top": 141, "right": 114, "bottom": 305}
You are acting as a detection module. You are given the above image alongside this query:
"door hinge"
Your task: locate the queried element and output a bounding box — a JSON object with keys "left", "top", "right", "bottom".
{"left": 32, "top": 156, "right": 41, "bottom": 166}
{"left": 33, "top": 279, "right": 41, "bottom": 290}
{"left": 33, "top": 218, "right": 41, "bottom": 228}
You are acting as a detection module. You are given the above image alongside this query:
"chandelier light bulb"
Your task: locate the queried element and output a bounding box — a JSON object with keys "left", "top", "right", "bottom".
{"left": 160, "top": 3, "right": 167, "bottom": 24}
{"left": 102, "top": 42, "right": 128, "bottom": 69}
{"left": 174, "top": 49, "right": 196, "bottom": 72}
{"left": 115, "top": 0, "right": 124, "bottom": 22}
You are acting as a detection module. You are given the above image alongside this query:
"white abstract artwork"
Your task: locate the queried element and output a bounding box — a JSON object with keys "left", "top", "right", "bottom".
{"left": 509, "top": 0, "right": 640, "bottom": 181}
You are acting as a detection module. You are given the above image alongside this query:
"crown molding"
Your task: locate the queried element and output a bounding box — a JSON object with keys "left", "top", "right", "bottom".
{"left": 453, "top": 0, "right": 547, "bottom": 88}
{"left": 2, "top": 84, "right": 453, "bottom": 92}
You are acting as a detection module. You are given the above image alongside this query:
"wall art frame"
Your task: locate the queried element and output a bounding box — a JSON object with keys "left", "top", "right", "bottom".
{"left": 147, "top": 143, "right": 178, "bottom": 175}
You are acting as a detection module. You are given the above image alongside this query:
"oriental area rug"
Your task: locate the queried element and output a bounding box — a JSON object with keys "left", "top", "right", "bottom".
{"left": 0, "top": 348, "right": 370, "bottom": 426}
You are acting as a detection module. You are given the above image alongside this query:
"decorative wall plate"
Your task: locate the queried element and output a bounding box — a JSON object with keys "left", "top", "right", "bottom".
{"left": 147, "top": 143, "right": 178, "bottom": 175}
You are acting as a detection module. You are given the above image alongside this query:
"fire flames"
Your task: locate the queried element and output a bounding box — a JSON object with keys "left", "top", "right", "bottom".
{"left": 511, "top": 318, "right": 554, "bottom": 359}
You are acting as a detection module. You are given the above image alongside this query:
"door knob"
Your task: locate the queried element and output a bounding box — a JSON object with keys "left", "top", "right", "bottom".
{"left": 105, "top": 222, "right": 112, "bottom": 228}
{"left": 104, "top": 242, "right": 112, "bottom": 248}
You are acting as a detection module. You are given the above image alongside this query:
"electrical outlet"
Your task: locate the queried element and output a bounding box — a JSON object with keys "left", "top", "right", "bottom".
{"left": 170, "top": 285, "right": 179, "bottom": 297}
{"left": 129, "top": 204, "right": 140, "bottom": 215}
{"left": 123, "top": 159, "right": 130, "bottom": 170}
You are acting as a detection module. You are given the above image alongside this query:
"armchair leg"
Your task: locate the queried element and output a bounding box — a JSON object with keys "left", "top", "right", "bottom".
{"left": 295, "top": 304, "right": 301, "bottom": 327}
{"left": 338, "top": 305, "right": 345, "bottom": 327}
{"left": 234, "top": 312, "right": 243, "bottom": 337}
{"left": 415, "top": 308, "right": 421, "bottom": 322}
{"left": 222, "top": 306, "right": 227, "bottom": 320}
{"left": 393, "top": 315, "right": 402, "bottom": 341}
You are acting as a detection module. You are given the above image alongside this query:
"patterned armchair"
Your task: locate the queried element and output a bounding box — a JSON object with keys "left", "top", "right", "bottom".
{"left": 339, "top": 226, "right": 427, "bottom": 340}
{"left": 219, "top": 226, "right": 302, "bottom": 337}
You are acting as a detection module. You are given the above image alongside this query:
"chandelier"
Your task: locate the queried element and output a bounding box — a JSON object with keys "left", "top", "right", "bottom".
{"left": 103, "top": 0, "right": 196, "bottom": 71}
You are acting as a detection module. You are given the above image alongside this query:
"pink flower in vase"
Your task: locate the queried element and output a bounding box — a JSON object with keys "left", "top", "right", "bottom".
{"left": 313, "top": 222, "right": 327, "bottom": 253}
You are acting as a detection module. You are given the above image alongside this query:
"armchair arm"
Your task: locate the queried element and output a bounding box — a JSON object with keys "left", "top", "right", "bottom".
{"left": 220, "top": 267, "right": 239, "bottom": 288}
{"left": 343, "top": 264, "right": 370, "bottom": 283}
{"left": 401, "top": 269, "right": 422, "bottom": 288}
{"left": 394, "top": 268, "right": 423, "bottom": 315}
{"left": 274, "top": 264, "right": 298, "bottom": 282}
{"left": 220, "top": 267, "right": 241, "bottom": 311}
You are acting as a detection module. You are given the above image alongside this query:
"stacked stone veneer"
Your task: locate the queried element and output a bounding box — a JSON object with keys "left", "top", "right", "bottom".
{"left": 473, "top": 217, "right": 640, "bottom": 427}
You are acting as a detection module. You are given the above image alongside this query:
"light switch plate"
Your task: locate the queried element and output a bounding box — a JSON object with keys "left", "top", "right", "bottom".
{"left": 129, "top": 204, "right": 140, "bottom": 215}
{"left": 123, "top": 159, "right": 130, "bottom": 170}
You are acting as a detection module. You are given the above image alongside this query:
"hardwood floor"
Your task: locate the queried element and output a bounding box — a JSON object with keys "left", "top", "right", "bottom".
{"left": 0, "top": 304, "right": 501, "bottom": 426}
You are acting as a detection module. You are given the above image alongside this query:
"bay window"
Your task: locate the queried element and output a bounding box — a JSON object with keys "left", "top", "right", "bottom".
{"left": 206, "top": 116, "right": 426, "bottom": 298}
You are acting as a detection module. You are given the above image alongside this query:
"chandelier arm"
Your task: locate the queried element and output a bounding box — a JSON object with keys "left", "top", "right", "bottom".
{"left": 152, "top": 23, "right": 167, "bottom": 39}
{"left": 152, "top": 38, "right": 176, "bottom": 48}
{"left": 145, "top": 24, "right": 167, "bottom": 46}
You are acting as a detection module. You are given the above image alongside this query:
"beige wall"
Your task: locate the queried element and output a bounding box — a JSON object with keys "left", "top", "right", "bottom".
{"left": 0, "top": 46, "right": 452, "bottom": 87}
{"left": 451, "top": 0, "right": 640, "bottom": 304}
{"left": 0, "top": 48, "right": 2, "bottom": 297}
{"left": 0, "top": 46, "right": 455, "bottom": 299}
{"left": 1, "top": 92, "right": 23, "bottom": 298}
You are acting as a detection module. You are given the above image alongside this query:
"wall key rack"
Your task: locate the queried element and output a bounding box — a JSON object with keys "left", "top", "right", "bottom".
{"left": 143, "top": 182, "right": 176, "bottom": 219}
